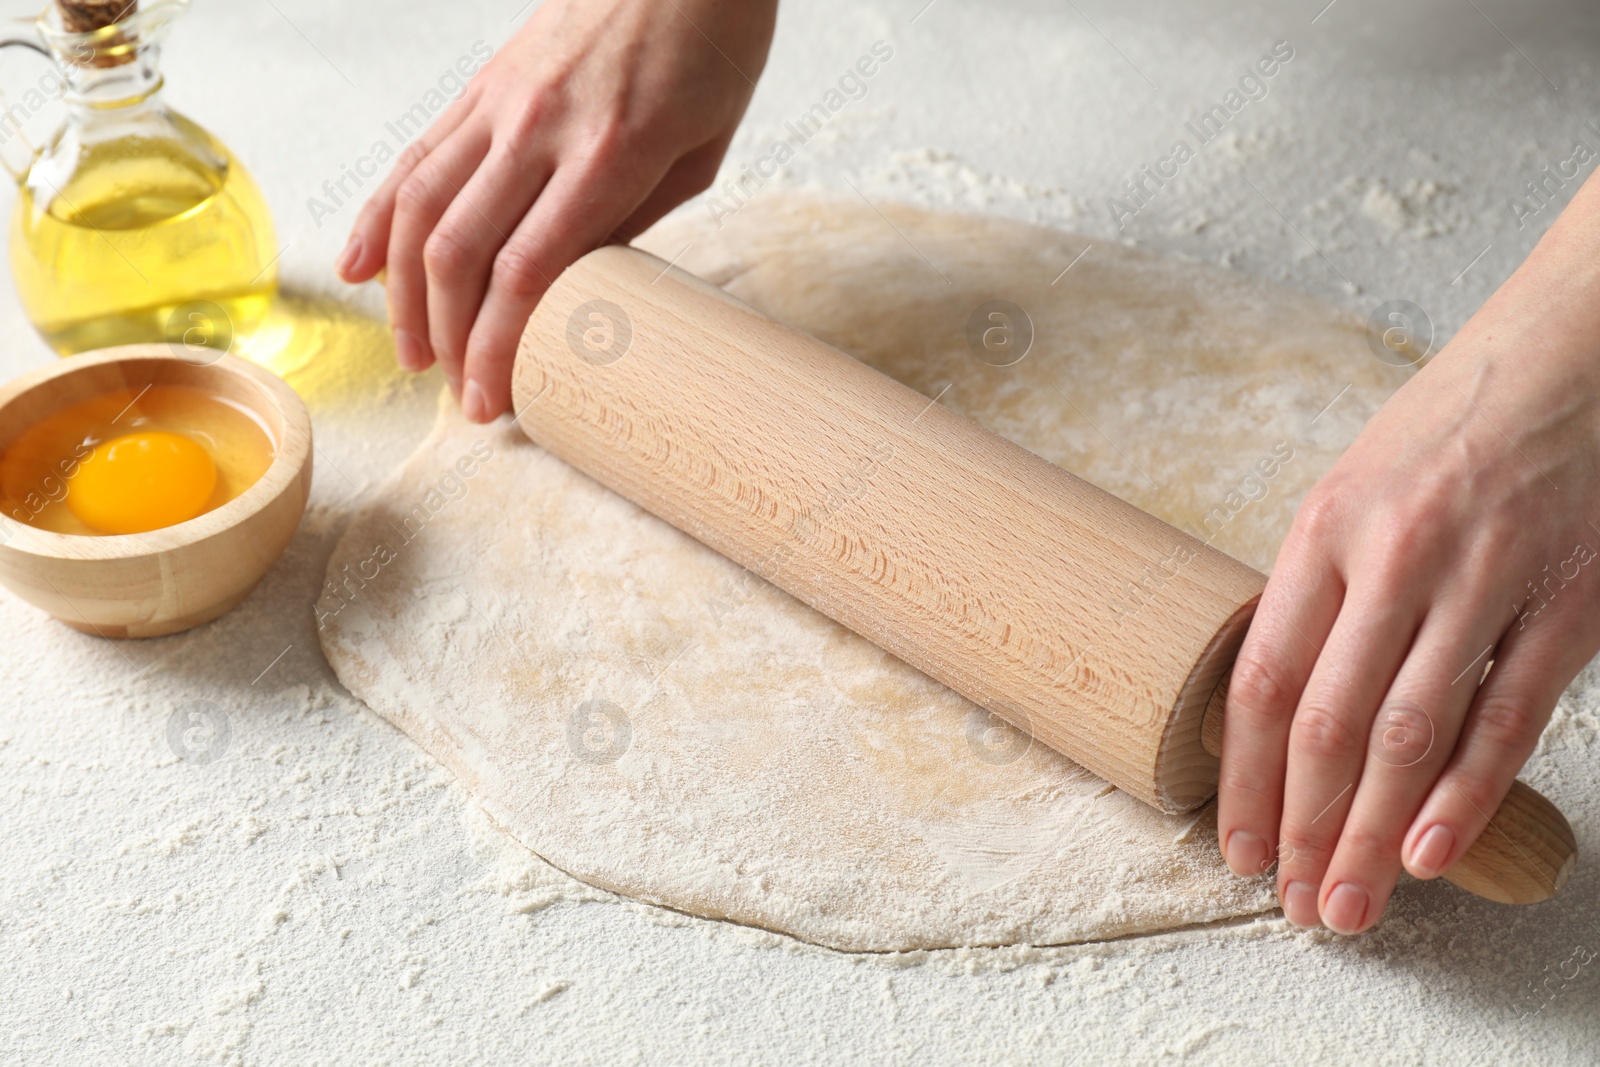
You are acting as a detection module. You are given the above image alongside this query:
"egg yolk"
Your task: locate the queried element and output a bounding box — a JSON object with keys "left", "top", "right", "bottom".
{"left": 67, "top": 431, "right": 218, "bottom": 535}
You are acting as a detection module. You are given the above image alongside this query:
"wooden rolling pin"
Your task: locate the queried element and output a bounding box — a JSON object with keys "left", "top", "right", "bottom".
{"left": 511, "top": 246, "right": 1576, "bottom": 906}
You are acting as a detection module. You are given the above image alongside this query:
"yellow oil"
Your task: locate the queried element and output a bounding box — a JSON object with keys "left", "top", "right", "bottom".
{"left": 0, "top": 383, "right": 277, "bottom": 536}
{"left": 10, "top": 115, "right": 278, "bottom": 356}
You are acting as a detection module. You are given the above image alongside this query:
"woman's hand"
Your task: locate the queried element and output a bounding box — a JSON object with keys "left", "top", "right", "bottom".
{"left": 1218, "top": 168, "right": 1600, "bottom": 933}
{"left": 336, "top": 0, "right": 777, "bottom": 422}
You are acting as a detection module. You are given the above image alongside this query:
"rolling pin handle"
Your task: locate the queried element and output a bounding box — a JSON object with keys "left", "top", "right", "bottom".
{"left": 1199, "top": 670, "right": 1576, "bottom": 905}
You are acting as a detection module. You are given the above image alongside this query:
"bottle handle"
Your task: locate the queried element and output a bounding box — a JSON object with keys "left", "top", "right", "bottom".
{"left": 0, "top": 18, "right": 54, "bottom": 181}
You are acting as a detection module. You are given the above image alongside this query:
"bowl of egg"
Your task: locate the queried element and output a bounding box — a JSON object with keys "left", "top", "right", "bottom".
{"left": 0, "top": 345, "right": 312, "bottom": 638}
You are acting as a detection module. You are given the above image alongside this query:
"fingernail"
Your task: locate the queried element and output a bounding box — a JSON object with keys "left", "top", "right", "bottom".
{"left": 462, "top": 380, "right": 488, "bottom": 423}
{"left": 1225, "top": 830, "right": 1270, "bottom": 876}
{"left": 394, "top": 328, "right": 430, "bottom": 372}
{"left": 1282, "top": 880, "right": 1321, "bottom": 927}
{"left": 336, "top": 235, "right": 363, "bottom": 279}
{"left": 1410, "top": 824, "right": 1455, "bottom": 878}
{"left": 446, "top": 374, "right": 462, "bottom": 403}
{"left": 1322, "top": 882, "right": 1370, "bottom": 935}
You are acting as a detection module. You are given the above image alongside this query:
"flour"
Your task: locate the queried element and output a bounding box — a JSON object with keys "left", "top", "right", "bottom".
{"left": 319, "top": 193, "right": 1421, "bottom": 951}
{"left": 3, "top": 0, "right": 1600, "bottom": 1063}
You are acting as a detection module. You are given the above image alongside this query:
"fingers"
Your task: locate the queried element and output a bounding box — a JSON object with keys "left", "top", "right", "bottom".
{"left": 1403, "top": 615, "right": 1584, "bottom": 886}
{"left": 1272, "top": 587, "right": 1416, "bottom": 927}
{"left": 1310, "top": 601, "right": 1500, "bottom": 933}
{"left": 338, "top": 117, "right": 697, "bottom": 418}
{"left": 1218, "top": 534, "right": 1344, "bottom": 883}
{"left": 338, "top": 101, "right": 476, "bottom": 284}
{"left": 385, "top": 128, "right": 494, "bottom": 385}
{"left": 423, "top": 142, "right": 553, "bottom": 385}
{"left": 460, "top": 150, "right": 672, "bottom": 423}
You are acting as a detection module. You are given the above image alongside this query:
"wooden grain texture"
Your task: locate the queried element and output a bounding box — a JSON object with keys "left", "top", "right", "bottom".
{"left": 0, "top": 346, "right": 312, "bottom": 638}
{"left": 513, "top": 246, "right": 1264, "bottom": 813}
{"left": 513, "top": 246, "right": 1577, "bottom": 905}
{"left": 1437, "top": 780, "right": 1577, "bottom": 904}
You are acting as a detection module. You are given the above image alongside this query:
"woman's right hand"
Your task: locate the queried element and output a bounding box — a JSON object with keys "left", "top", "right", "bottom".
{"left": 336, "top": 0, "right": 778, "bottom": 423}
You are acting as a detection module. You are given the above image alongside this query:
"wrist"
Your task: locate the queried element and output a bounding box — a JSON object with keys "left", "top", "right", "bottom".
{"left": 1455, "top": 169, "right": 1600, "bottom": 386}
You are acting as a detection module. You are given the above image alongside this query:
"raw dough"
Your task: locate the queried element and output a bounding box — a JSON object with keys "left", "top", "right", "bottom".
{"left": 318, "top": 193, "right": 1405, "bottom": 951}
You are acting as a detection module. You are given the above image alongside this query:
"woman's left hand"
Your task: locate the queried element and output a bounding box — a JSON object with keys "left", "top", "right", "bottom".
{"left": 1218, "top": 167, "right": 1600, "bottom": 932}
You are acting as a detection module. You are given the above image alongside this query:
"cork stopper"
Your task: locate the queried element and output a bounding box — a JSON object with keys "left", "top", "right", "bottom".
{"left": 58, "top": 0, "right": 137, "bottom": 34}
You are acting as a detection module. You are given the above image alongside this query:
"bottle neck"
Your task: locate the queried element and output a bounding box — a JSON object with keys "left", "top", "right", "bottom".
{"left": 61, "top": 42, "right": 165, "bottom": 109}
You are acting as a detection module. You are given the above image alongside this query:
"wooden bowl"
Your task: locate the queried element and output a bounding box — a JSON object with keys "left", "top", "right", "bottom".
{"left": 0, "top": 345, "right": 313, "bottom": 638}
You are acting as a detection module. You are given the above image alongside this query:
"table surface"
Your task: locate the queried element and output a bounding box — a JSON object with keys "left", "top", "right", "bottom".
{"left": 3, "top": 1, "right": 1599, "bottom": 1063}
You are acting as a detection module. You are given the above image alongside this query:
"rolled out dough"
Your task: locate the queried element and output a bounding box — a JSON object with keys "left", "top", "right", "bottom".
{"left": 319, "top": 194, "right": 1405, "bottom": 951}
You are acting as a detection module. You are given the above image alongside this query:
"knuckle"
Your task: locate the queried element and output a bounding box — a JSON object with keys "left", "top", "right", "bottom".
{"left": 445, "top": 81, "right": 482, "bottom": 117}
{"left": 1292, "top": 487, "right": 1344, "bottom": 543}
{"left": 1228, "top": 655, "right": 1297, "bottom": 723}
{"left": 395, "top": 171, "right": 445, "bottom": 218}
{"left": 583, "top": 116, "right": 630, "bottom": 168}
{"left": 1471, "top": 695, "right": 1537, "bottom": 750}
{"left": 1443, "top": 774, "right": 1505, "bottom": 823}
{"left": 506, "top": 91, "right": 558, "bottom": 142}
{"left": 393, "top": 139, "right": 431, "bottom": 177}
{"left": 1336, "top": 821, "right": 1400, "bottom": 859}
{"left": 1371, "top": 511, "right": 1439, "bottom": 571}
{"left": 567, "top": 106, "right": 655, "bottom": 179}
{"left": 492, "top": 243, "right": 550, "bottom": 300}
{"left": 1290, "top": 701, "right": 1362, "bottom": 760}
{"left": 1277, "top": 831, "right": 1333, "bottom": 869}
{"left": 1369, "top": 699, "right": 1436, "bottom": 765}
{"left": 422, "top": 229, "right": 473, "bottom": 277}
{"left": 1218, "top": 769, "right": 1278, "bottom": 807}
{"left": 1365, "top": 555, "right": 1418, "bottom": 599}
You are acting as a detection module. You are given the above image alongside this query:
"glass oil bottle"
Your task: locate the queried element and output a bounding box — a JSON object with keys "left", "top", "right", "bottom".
{"left": 1, "top": 0, "right": 277, "bottom": 356}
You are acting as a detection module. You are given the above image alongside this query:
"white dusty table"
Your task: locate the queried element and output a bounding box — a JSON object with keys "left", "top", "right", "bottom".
{"left": 3, "top": 1, "right": 1599, "bottom": 1063}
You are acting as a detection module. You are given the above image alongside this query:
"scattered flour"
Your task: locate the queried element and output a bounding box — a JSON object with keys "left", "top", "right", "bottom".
{"left": 2, "top": 0, "right": 1599, "bottom": 1063}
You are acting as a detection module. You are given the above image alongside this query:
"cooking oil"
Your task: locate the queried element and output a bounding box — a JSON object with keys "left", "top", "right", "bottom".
{"left": 5, "top": 0, "right": 278, "bottom": 357}
{"left": 11, "top": 119, "right": 277, "bottom": 356}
